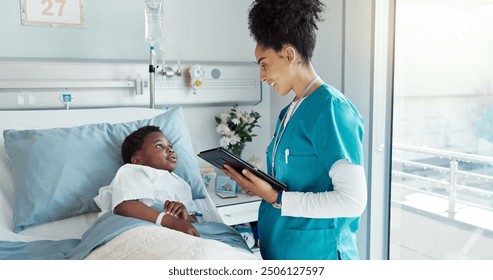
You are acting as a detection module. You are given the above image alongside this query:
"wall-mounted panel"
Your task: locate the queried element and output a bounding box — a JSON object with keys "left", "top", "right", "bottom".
{"left": 0, "top": 61, "right": 261, "bottom": 110}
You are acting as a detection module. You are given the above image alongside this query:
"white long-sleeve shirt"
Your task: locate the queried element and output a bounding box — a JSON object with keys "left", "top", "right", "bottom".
{"left": 281, "top": 158, "right": 367, "bottom": 218}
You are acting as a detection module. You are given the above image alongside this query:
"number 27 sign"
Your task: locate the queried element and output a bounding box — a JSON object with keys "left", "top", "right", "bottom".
{"left": 21, "top": 0, "right": 84, "bottom": 27}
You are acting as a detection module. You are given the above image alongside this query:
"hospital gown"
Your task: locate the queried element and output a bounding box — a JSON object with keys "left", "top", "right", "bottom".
{"left": 94, "top": 164, "right": 198, "bottom": 216}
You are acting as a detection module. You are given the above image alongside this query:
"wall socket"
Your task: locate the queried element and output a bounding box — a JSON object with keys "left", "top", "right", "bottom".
{"left": 17, "top": 92, "right": 25, "bottom": 105}
{"left": 17, "top": 91, "right": 36, "bottom": 105}
{"left": 28, "top": 92, "right": 36, "bottom": 104}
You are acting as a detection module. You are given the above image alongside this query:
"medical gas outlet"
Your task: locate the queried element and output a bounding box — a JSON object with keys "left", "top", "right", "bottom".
{"left": 189, "top": 65, "right": 205, "bottom": 92}
{"left": 59, "top": 93, "right": 73, "bottom": 110}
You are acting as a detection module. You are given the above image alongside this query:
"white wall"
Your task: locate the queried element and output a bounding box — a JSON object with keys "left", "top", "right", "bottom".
{"left": 344, "top": 0, "right": 374, "bottom": 260}
{"left": 0, "top": 0, "right": 256, "bottom": 61}
{"left": 162, "top": 0, "right": 256, "bottom": 62}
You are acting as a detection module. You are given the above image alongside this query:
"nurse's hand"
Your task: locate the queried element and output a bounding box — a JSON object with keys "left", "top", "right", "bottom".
{"left": 222, "top": 164, "right": 278, "bottom": 204}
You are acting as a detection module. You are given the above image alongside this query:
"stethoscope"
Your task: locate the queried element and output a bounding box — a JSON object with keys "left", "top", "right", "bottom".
{"left": 270, "top": 75, "right": 320, "bottom": 176}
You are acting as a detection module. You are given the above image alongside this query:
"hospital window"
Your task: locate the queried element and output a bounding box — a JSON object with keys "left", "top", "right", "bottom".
{"left": 389, "top": 0, "right": 493, "bottom": 259}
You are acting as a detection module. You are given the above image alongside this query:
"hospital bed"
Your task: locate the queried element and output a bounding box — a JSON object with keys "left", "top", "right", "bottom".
{"left": 0, "top": 106, "right": 258, "bottom": 260}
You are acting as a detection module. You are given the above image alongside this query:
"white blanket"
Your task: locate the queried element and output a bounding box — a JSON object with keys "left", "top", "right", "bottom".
{"left": 84, "top": 225, "right": 260, "bottom": 260}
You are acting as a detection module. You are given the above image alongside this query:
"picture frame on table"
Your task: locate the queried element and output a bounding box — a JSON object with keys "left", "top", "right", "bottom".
{"left": 201, "top": 171, "right": 216, "bottom": 189}
{"left": 215, "top": 175, "right": 238, "bottom": 198}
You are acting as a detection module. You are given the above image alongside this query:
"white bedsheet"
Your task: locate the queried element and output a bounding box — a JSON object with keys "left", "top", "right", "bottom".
{"left": 84, "top": 225, "right": 259, "bottom": 260}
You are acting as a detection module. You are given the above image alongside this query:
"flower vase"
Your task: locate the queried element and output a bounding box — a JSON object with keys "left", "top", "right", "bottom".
{"left": 229, "top": 144, "right": 245, "bottom": 158}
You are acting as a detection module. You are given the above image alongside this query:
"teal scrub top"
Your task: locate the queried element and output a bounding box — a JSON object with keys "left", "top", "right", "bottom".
{"left": 260, "top": 84, "right": 364, "bottom": 260}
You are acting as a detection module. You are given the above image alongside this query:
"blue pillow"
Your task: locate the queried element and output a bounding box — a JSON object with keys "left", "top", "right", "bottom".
{"left": 3, "top": 107, "right": 206, "bottom": 232}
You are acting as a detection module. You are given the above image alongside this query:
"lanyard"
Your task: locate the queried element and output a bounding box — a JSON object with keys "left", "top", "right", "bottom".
{"left": 271, "top": 75, "right": 320, "bottom": 176}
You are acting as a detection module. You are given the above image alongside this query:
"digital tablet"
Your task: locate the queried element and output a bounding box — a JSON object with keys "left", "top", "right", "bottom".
{"left": 197, "top": 147, "right": 288, "bottom": 191}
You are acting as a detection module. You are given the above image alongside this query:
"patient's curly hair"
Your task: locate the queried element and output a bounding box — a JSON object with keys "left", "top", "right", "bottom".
{"left": 121, "top": 125, "right": 162, "bottom": 164}
{"left": 248, "top": 0, "right": 325, "bottom": 65}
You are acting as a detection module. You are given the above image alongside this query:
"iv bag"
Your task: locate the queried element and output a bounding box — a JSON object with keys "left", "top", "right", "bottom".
{"left": 145, "top": 0, "right": 167, "bottom": 50}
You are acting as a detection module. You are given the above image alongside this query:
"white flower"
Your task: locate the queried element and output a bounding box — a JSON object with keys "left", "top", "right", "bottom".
{"left": 247, "top": 114, "right": 256, "bottom": 124}
{"left": 219, "top": 112, "right": 230, "bottom": 123}
{"left": 219, "top": 136, "right": 231, "bottom": 148}
{"left": 215, "top": 104, "right": 261, "bottom": 155}
{"left": 216, "top": 123, "right": 231, "bottom": 135}
{"left": 230, "top": 134, "right": 241, "bottom": 145}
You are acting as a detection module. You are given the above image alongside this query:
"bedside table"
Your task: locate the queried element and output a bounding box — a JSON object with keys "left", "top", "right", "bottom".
{"left": 206, "top": 186, "right": 262, "bottom": 226}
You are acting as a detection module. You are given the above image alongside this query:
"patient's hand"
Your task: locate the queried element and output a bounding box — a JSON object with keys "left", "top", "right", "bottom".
{"left": 164, "top": 200, "right": 196, "bottom": 222}
{"left": 162, "top": 215, "right": 200, "bottom": 237}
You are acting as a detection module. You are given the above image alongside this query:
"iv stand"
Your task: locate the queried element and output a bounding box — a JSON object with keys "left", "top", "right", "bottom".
{"left": 148, "top": 45, "right": 183, "bottom": 109}
{"left": 149, "top": 45, "right": 156, "bottom": 109}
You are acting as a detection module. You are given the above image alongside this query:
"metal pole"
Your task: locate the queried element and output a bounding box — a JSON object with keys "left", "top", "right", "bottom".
{"left": 149, "top": 45, "right": 156, "bottom": 109}
{"left": 448, "top": 160, "right": 458, "bottom": 219}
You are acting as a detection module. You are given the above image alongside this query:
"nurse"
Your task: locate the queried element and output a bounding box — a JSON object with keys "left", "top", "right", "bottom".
{"left": 222, "top": 0, "right": 367, "bottom": 260}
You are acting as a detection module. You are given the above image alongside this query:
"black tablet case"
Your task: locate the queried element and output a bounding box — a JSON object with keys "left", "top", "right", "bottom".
{"left": 197, "top": 147, "right": 288, "bottom": 191}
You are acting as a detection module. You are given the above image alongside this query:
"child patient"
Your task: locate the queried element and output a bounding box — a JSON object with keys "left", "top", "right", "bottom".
{"left": 94, "top": 125, "right": 204, "bottom": 237}
{"left": 94, "top": 125, "right": 254, "bottom": 254}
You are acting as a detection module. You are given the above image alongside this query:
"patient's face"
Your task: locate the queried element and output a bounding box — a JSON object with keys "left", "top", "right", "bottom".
{"left": 132, "top": 132, "right": 178, "bottom": 172}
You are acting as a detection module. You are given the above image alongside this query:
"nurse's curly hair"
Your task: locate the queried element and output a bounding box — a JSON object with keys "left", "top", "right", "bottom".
{"left": 248, "top": 0, "right": 325, "bottom": 65}
{"left": 121, "top": 125, "right": 162, "bottom": 164}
